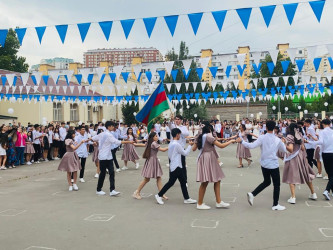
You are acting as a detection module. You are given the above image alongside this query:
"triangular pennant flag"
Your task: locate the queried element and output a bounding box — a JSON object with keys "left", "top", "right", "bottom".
{"left": 164, "top": 15, "right": 179, "bottom": 36}
{"left": 188, "top": 13, "right": 203, "bottom": 35}
{"left": 262, "top": 78, "right": 268, "bottom": 88}
{"left": 164, "top": 61, "right": 174, "bottom": 75}
{"left": 19, "top": 85, "right": 23, "bottom": 94}
{"left": 272, "top": 77, "right": 279, "bottom": 86}
{"left": 15, "top": 28, "right": 26, "bottom": 46}
{"left": 225, "top": 65, "right": 232, "bottom": 78}
{"left": 198, "top": 57, "right": 211, "bottom": 71}
{"left": 309, "top": 0, "right": 325, "bottom": 22}
{"left": 325, "top": 72, "right": 332, "bottom": 83}
{"left": 145, "top": 71, "right": 152, "bottom": 82}
{"left": 76, "top": 85, "right": 82, "bottom": 94}
{"left": 120, "top": 19, "right": 135, "bottom": 39}
{"left": 112, "top": 65, "right": 124, "bottom": 79}
{"left": 182, "top": 59, "right": 192, "bottom": 75}
{"left": 313, "top": 58, "right": 322, "bottom": 72}
{"left": 283, "top": 3, "right": 298, "bottom": 25}
{"left": 237, "top": 64, "right": 246, "bottom": 77}
{"left": 75, "top": 74, "right": 82, "bottom": 84}
{"left": 42, "top": 75, "right": 49, "bottom": 85}
{"left": 287, "top": 48, "right": 297, "bottom": 62}
{"left": 99, "top": 21, "right": 113, "bottom": 41}
{"left": 33, "top": 86, "right": 39, "bottom": 93}
{"left": 12, "top": 86, "right": 17, "bottom": 93}
{"left": 171, "top": 69, "right": 178, "bottom": 81}
{"left": 166, "top": 84, "right": 172, "bottom": 92}
{"left": 49, "top": 86, "right": 54, "bottom": 94}
{"left": 281, "top": 60, "right": 290, "bottom": 74}
{"left": 266, "top": 62, "right": 275, "bottom": 75}
{"left": 77, "top": 22, "right": 91, "bottom": 42}
{"left": 143, "top": 17, "right": 157, "bottom": 38}
{"left": 62, "top": 86, "right": 68, "bottom": 94}
{"left": 201, "top": 82, "right": 207, "bottom": 91}
{"left": 252, "top": 63, "right": 262, "bottom": 75}
{"left": 56, "top": 86, "right": 61, "bottom": 94}
{"left": 292, "top": 75, "right": 298, "bottom": 85}
{"left": 6, "top": 74, "right": 16, "bottom": 87}
{"left": 99, "top": 74, "right": 106, "bottom": 84}
{"left": 87, "top": 74, "right": 94, "bottom": 85}
{"left": 5, "top": 86, "right": 9, "bottom": 94}
{"left": 211, "top": 80, "right": 217, "bottom": 91}
{"left": 132, "top": 64, "right": 142, "bottom": 80}
{"left": 252, "top": 78, "right": 259, "bottom": 89}
{"left": 236, "top": 8, "right": 252, "bottom": 29}
{"left": 196, "top": 68, "right": 203, "bottom": 80}
{"left": 182, "top": 69, "right": 191, "bottom": 80}
{"left": 0, "top": 29, "right": 8, "bottom": 47}
{"left": 252, "top": 52, "right": 261, "bottom": 65}
{"left": 55, "top": 25, "right": 68, "bottom": 44}
{"left": 268, "top": 49, "right": 279, "bottom": 65}
{"left": 222, "top": 81, "right": 228, "bottom": 90}
{"left": 32, "top": 72, "right": 43, "bottom": 85}
{"left": 49, "top": 70, "right": 60, "bottom": 84}
{"left": 295, "top": 59, "right": 306, "bottom": 72}
{"left": 209, "top": 66, "right": 218, "bottom": 78}
{"left": 91, "top": 86, "right": 97, "bottom": 94}
{"left": 157, "top": 70, "right": 165, "bottom": 82}
{"left": 260, "top": 5, "right": 276, "bottom": 27}
{"left": 303, "top": 75, "right": 311, "bottom": 84}
{"left": 282, "top": 76, "right": 289, "bottom": 84}
{"left": 121, "top": 72, "right": 130, "bottom": 83}
{"left": 69, "top": 86, "right": 75, "bottom": 94}
{"left": 211, "top": 10, "right": 227, "bottom": 31}
{"left": 79, "top": 68, "right": 91, "bottom": 83}
{"left": 236, "top": 53, "right": 246, "bottom": 66}
{"left": 64, "top": 70, "right": 74, "bottom": 84}
{"left": 175, "top": 83, "right": 182, "bottom": 92}
{"left": 20, "top": 73, "right": 29, "bottom": 86}
{"left": 233, "top": 79, "right": 240, "bottom": 89}
{"left": 315, "top": 73, "right": 322, "bottom": 83}
{"left": 184, "top": 82, "right": 190, "bottom": 91}
{"left": 192, "top": 82, "right": 198, "bottom": 91}
{"left": 95, "top": 67, "right": 105, "bottom": 81}
{"left": 307, "top": 46, "right": 318, "bottom": 60}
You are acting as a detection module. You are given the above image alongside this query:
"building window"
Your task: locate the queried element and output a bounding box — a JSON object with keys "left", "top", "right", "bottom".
{"left": 70, "top": 104, "right": 79, "bottom": 121}
{"left": 53, "top": 103, "right": 63, "bottom": 121}
{"left": 87, "top": 106, "right": 92, "bottom": 122}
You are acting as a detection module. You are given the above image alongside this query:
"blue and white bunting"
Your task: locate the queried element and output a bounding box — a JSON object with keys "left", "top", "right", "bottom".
{"left": 120, "top": 19, "right": 135, "bottom": 39}
{"left": 260, "top": 5, "right": 276, "bottom": 27}
{"left": 212, "top": 10, "right": 227, "bottom": 31}
{"left": 143, "top": 17, "right": 157, "bottom": 38}
{"left": 164, "top": 15, "right": 179, "bottom": 36}
{"left": 55, "top": 25, "right": 68, "bottom": 44}
{"left": 309, "top": 0, "right": 325, "bottom": 22}
{"left": 283, "top": 3, "right": 298, "bottom": 25}
{"left": 236, "top": 8, "right": 252, "bottom": 29}
{"left": 280, "top": 60, "right": 290, "bottom": 74}
{"left": 0, "top": 29, "right": 8, "bottom": 47}
{"left": 188, "top": 13, "right": 203, "bottom": 35}
{"left": 35, "top": 26, "right": 46, "bottom": 44}
{"left": 15, "top": 28, "right": 26, "bottom": 46}
{"left": 77, "top": 23, "right": 91, "bottom": 42}
{"left": 99, "top": 21, "right": 113, "bottom": 41}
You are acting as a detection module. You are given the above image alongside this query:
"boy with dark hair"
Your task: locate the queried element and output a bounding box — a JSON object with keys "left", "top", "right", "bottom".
{"left": 155, "top": 128, "right": 197, "bottom": 205}
{"left": 236, "top": 120, "right": 287, "bottom": 211}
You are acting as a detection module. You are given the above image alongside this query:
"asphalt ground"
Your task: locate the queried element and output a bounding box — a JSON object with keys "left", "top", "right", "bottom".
{"left": 0, "top": 144, "right": 332, "bottom": 250}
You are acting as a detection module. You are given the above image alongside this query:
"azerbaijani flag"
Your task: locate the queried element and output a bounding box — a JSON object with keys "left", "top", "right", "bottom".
{"left": 135, "top": 82, "right": 169, "bottom": 132}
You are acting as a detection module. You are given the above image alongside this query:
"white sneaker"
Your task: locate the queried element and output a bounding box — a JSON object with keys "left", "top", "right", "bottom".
{"left": 309, "top": 193, "right": 317, "bottom": 200}
{"left": 184, "top": 198, "right": 197, "bottom": 204}
{"left": 45, "top": 159, "right": 49, "bottom": 162}
{"left": 323, "top": 176, "right": 329, "bottom": 180}
{"left": 110, "top": 190, "right": 120, "bottom": 196}
{"left": 94, "top": 173, "right": 99, "bottom": 178}
{"left": 247, "top": 192, "right": 254, "bottom": 206}
{"left": 316, "top": 173, "right": 323, "bottom": 178}
{"left": 272, "top": 204, "right": 286, "bottom": 211}
{"left": 69, "top": 186, "right": 73, "bottom": 191}
{"left": 287, "top": 197, "right": 296, "bottom": 204}
{"left": 79, "top": 178, "right": 85, "bottom": 183}
{"left": 166, "top": 163, "right": 170, "bottom": 167}
{"left": 216, "top": 201, "right": 230, "bottom": 208}
{"left": 96, "top": 191, "right": 106, "bottom": 195}
{"left": 116, "top": 169, "right": 121, "bottom": 173}
{"left": 0, "top": 166, "right": 6, "bottom": 170}
{"left": 323, "top": 190, "right": 331, "bottom": 200}
{"left": 197, "top": 203, "right": 211, "bottom": 210}
{"left": 122, "top": 166, "right": 128, "bottom": 170}
{"left": 54, "top": 157, "right": 60, "bottom": 160}
{"left": 71, "top": 179, "right": 74, "bottom": 183}
{"left": 135, "top": 163, "right": 140, "bottom": 169}
{"left": 219, "top": 162, "right": 223, "bottom": 166}
{"left": 155, "top": 194, "right": 164, "bottom": 205}
{"left": 27, "top": 161, "right": 32, "bottom": 165}
{"left": 73, "top": 184, "right": 79, "bottom": 191}
{"left": 35, "top": 161, "right": 40, "bottom": 164}
{"left": 186, "top": 183, "right": 188, "bottom": 188}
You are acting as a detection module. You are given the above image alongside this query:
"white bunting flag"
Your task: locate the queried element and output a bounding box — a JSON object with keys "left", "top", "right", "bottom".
{"left": 49, "top": 70, "right": 60, "bottom": 84}
{"left": 164, "top": 61, "right": 174, "bottom": 76}
{"left": 182, "top": 59, "right": 192, "bottom": 75}
{"left": 132, "top": 64, "right": 142, "bottom": 80}
{"left": 306, "top": 45, "right": 318, "bottom": 60}
{"left": 268, "top": 49, "right": 279, "bottom": 65}
{"left": 55, "top": 86, "right": 60, "bottom": 94}
{"left": 69, "top": 86, "right": 75, "bottom": 94}
{"left": 64, "top": 70, "right": 74, "bottom": 83}
{"left": 244, "top": 79, "right": 249, "bottom": 89}
{"left": 62, "top": 86, "right": 67, "bottom": 94}
{"left": 287, "top": 48, "right": 297, "bottom": 63}
{"left": 77, "top": 85, "right": 82, "bottom": 94}
{"left": 252, "top": 78, "right": 258, "bottom": 89}
{"left": 26, "top": 86, "right": 31, "bottom": 94}
{"left": 198, "top": 57, "right": 211, "bottom": 71}
{"left": 192, "top": 82, "right": 198, "bottom": 91}
{"left": 112, "top": 65, "right": 124, "bottom": 79}
{"left": 20, "top": 73, "right": 30, "bottom": 86}
{"left": 201, "top": 82, "right": 206, "bottom": 91}
{"left": 222, "top": 80, "right": 228, "bottom": 90}
{"left": 251, "top": 52, "right": 261, "bottom": 65}
{"left": 262, "top": 78, "right": 268, "bottom": 88}
{"left": 11, "top": 86, "right": 17, "bottom": 93}
{"left": 33, "top": 86, "right": 39, "bottom": 93}
{"left": 166, "top": 83, "right": 172, "bottom": 92}
{"left": 292, "top": 75, "right": 298, "bottom": 85}
{"left": 236, "top": 53, "right": 246, "bottom": 66}
{"left": 209, "top": 98, "right": 214, "bottom": 104}
{"left": 183, "top": 82, "right": 189, "bottom": 91}
{"left": 48, "top": 86, "right": 53, "bottom": 94}
{"left": 6, "top": 74, "right": 16, "bottom": 87}
{"left": 233, "top": 79, "right": 239, "bottom": 89}
{"left": 42, "top": 86, "right": 46, "bottom": 93}
{"left": 95, "top": 67, "right": 105, "bottom": 82}
{"left": 315, "top": 73, "right": 322, "bottom": 83}
{"left": 325, "top": 72, "right": 332, "bottom": 83}
{"left": 175, "top": 83, "right": 182, "bottom": 92}
{"left": 211, "top": 80, "right": 217, "bottom": 91}
{"left": 303, "top": 75, "right": 311, "bottom": 84}
{"left": 18, "top": 85, "right": 23, "bottom": 94}
{"left": 91, "top": 85, "right": 96, "bottom": 94}
{"left": 282, "top": 76, "right": 289, "bottom": 84}
{"left": 272, "top": 77, "right": 279, "bottom": 86}
{"left": 32, "top": 72, "right": 43, "bottom": 85}
{"left": 79, "top": 68, "right": 90, "bottom": 83}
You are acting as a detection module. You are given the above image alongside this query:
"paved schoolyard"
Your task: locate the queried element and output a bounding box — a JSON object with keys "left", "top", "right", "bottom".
{"left": 0, "top": 144, "right": 332, "bottom": 250}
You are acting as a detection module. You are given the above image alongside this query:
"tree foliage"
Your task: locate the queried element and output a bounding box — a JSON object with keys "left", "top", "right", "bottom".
{"left": 0, "top": 28, "right": 29, "bottom": 72}
{"left": 121, "top": 103, "right": 139, "bottom": 125}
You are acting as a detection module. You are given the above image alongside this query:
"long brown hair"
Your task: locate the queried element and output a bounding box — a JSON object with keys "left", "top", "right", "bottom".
{"left": 142, "top": 132, "right": 157, "bottom": 159}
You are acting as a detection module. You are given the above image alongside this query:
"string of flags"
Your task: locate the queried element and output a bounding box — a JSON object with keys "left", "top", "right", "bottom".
{"left": 0, "top": 1, "right": 326, "bottom": 47}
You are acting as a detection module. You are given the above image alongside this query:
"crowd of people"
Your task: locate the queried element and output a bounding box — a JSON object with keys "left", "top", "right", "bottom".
{"left": 0, "top": 115, "right": 332, "bottom": 211}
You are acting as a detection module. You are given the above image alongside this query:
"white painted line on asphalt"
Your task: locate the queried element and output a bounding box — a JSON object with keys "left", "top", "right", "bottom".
{"left": 35, "top": 178, "right": 57, "bottom": 182}
{"left": 318, "top": 228, "right": 333, "bottom": 237}
{"left": 140, "top": 193, "right": 153, "bottom": 198}
{"left": 84, "top": 214, "right": 115, "bottom": 222}
{"left": 191, "top": 219, "right": 219, "bottom": 229}
{"left": 223, "top": 197, "right": 237, "bottom": 203}
{"left": 0, "top": 209, "right": 27, "bottom": 216}
{"left": 228, "top": 173, "right": 243, "bottom": 177}
{"left": 24, "top": 246, "right": 56, "bottom": 250}
{"left": 305, "top": 201, "right": 332, "bottom": 208}
{"left": 221, "top": 183, "right": 240, "bottom": 187}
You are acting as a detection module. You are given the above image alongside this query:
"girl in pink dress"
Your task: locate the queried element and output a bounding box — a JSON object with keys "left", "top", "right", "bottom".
{"left": 58, "top": 130, "right": 89, "bottom": 191}
{"left": 121, "top": 127, "right": 140, "bottom": 170}
{"left": 192, "top": 122, "right": 236, "bottom": 210}
{"left": 133, "top": 132, "right": 168, "bottom": 200}
{"left": 282, "top": 123, "right": 317, "bottom": 204}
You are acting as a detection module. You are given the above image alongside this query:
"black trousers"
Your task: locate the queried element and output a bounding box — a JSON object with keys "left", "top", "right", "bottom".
{"left": 97, "top": 160, "right": 115, "bottom": 192}
{"left": 322, "top": 153, "right": 333, "bottom": 193}
{"left": 47, "top": 143, "right": 53, "bottom": 160}
{"left": 111, "top": 148, "right": 120, "bottom": 169}
{"left": 181, "top": 155, "right": 187, "bottom": 182}
{"left": 33, "top": 144, "right": 41, "bottom": 162}
{"left": 59, "top": 141, "right": 66, "bottom": 158}
{"left": 166, "top": 132, "right": 170, "bottom": 144}
{"left": 71, "top": 157, "right": 86, "bottom": 179}
{"left": 247, "top": 134, "right": 253, "bottom": 143}
{"left": 158, "top": 167, "right": 189, "bottom": 199}
{"left": 252, "top": 167, "right": 280, "bottom": 206}
{"left": 306, "top": 149, "right": 317, "bottom": 168}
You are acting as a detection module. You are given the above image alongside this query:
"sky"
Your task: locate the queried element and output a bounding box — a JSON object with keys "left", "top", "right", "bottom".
{"left": 0, "top": 0, "right": 332, "bottom": 68}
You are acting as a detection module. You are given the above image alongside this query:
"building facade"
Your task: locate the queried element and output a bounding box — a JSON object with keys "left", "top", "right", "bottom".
{"left": 83, "top": 47, "right": 163, "bottom": 67}
{"left": 30, "top": 57, "right": 74, "bottom": 72}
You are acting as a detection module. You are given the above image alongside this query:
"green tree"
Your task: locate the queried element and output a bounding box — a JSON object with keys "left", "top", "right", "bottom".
{"left": 0, "top": 28, "right": 29, "bottom": 72}
{"left": 121, "top": 102, "right": 139, "bottom": 125}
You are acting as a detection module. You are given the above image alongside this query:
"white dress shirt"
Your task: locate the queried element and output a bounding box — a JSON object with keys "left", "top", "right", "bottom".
{"left": 32, "top": 131, "right": 41, "bottom": 144}
{"left": 75, "top": 134, "right": 88, "bottom": 158}
{"left": 48, "top": 131, "right": 53, "bottom": 144}
{"left": 241, "top": 133, "right": 287, "bottom": 169}
{"left": 154, "top": 123, "right": 161, "bottom": 133}
{"left": 304, "top": 125, "right": 317, "bottom": 149}
{"left": 59, "top": 127, "right": 67, "bottom": 141}
{"left": 168, "top": 140, "right": 192, "bottom": 172}
{"left": 92, "top": 131, "right": 121, "bottom": 160}
{"left": 170, "top": 123, "right": 189, "bottom": 147}
{"left": 111, "top": 130, "right": 121, "bottom": 150}
{"left": 215, "top": 123, "right": 222, "bottom": 133}
{"left": 308, "top": 127, "right": 333, "bottom": 153}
